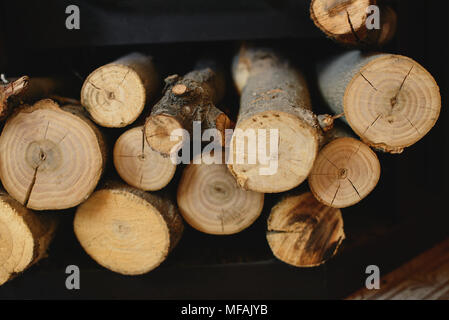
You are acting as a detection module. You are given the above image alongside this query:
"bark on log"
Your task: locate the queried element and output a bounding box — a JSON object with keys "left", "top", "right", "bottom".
{"left": 0, "top": 191, "right": 57, "bottom": 285}
{"left": 113, "top": 126, "right": 176, "bottom": 191}
{"left": 266, "top": 191, "right": 345, "bottom": 267}
{"left": 310, "top": 0, "right": 397, "bottom": 47}
{"left": 228, "top": 46, "right": 322, "bottom": 193}
{"left": 309, "top": 125, "right": 381, "bottom": 208}
{"left": 0, "top": 99, "right": 106, "bottom": 210}
{"left": 177, "top": 152, "right": 264, "bottom": 235}
{"left": 0, "top": 76, "right": 66, "bottom": 121}
{"left": 144, "top": 63, "right": 231, "bottom": 156}
{"left": 317, "top": 50, "right": 441, "bottom": 153}
{"left": 81, "top": 52, "right": 159, "bottom": 128}
{"left": 74, "top": 182, "right": 184, "bottom": 275}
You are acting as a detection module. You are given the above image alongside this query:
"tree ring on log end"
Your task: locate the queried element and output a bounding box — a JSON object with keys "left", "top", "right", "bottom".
{"left": 144, "top": 114, "right": 186, "bottom": 155}
{"left": 344, "top": 55, "right": 441, "bottom": 153}
{"left": 228, "top": 111, "right": 319, "bottom": 193}
{"left": 74, "top": 189, "right": 171, "bottom": 275}
{"left": 309, "top": 137, "right": 380, "bottom": 208}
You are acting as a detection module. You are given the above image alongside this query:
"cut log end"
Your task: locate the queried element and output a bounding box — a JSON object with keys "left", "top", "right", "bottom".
{"left": 310, "top": 0, "right": 372, "bottom": 44}
{"left": 144, "top": 114, "right": 185, "bottom": 155}
{"left": 309, "top": 137, "right": 380, "bottom": 208}
{"left": 228, "top": 111, "right": 319, "bottom": 193}
{"left": 344, "top": 54, "right": 441, "bottom": 153}
{"left": 74, "top": 187, "right": 183, "bottom": 275}
{"left": 81, "top": 64, "right": 146, "bottom": 127}
{"left": 0, "top": 99, "right": 105, "bottom": 210}
{"left": 177, "top": 154, "right": 264, "bottom": 235}
{"left": 0, "top": 193, "right": 56, "bottom": 285}
{"left": 266, "top": 192, "right": 345, "bottom": 267}
{"left": 113, "top": 126, "right": 176, "bottom": 191}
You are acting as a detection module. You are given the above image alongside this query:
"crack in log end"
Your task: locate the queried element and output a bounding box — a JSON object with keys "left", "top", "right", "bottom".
{"left": 391, "top": 65, "right": 414, "bottom": 108}
{"left": 347, "top": 178, "right": 362, "bottom": 199}
{"left": 23, "top": 166, "right": 39, "bottom": 208}
{"left": 363, "top": 114, "right": 382, "bottom": 135}
{"left": 360, "top": 72, "right": 378, "bottom": 91}
{"left": 331, "top": 183, "right": 341, "bottom": 207}
{"left": 346, "top": 10, "right": 362, "bottom": 44}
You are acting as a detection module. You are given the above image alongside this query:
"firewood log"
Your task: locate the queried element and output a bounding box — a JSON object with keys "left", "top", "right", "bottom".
{"left": 113, "top": 126, "right": 176, "bottom": 191}
{"left": 81, "top": 52, "right": 159, "bottom": 128}
{"left": 177, "top": 152, "right": 264, "bottom": 235}
{"left": 74, "top": 182, "right": 183, "bottom": 275}
{"left": 309, "top": 126, "right": 381, "bottom": 208}
{"left": 317, "top": 50, "right": 441, "bottom": 153}
{"left": 266, "top": 191, "right": 345, "bottom": 267}
{"left": 0, "top": 191, "right": 57, "bottom": 285}
{"left": 310, "top": 0, "right": 397, "bottom": 46}
{"left": 0, "top": 76, "right": 67, "bottom": 121}
{"left": 144, "top": 62, "right": 231, "bottom": 156}
{"left": 0, "top": 99, "right": 106, "bottom": 210}
{"left": 229, "top": 45, "right": 322, "bottom": 193}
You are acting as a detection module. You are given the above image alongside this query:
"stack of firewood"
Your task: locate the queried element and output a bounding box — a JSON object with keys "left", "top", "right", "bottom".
{"left": 0, "top": 0, "right": 441, "bottom": 284}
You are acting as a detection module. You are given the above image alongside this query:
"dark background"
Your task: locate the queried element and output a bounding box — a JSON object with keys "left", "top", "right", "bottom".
{"left": 0, "top": 0, "right": 447, "bottom": 299}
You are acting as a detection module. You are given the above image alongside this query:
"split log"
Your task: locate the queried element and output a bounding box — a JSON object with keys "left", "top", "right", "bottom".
{"left": 266, "top": 191, "right": 345, "bottom": 267}
{"left": 0, "top": 99, "right": 106, "bottom": 210}
{"left": 74, "top": 182, "right": 184, "bottom": 275}
{"left": 113, "top": 126, "right": 176, "bottom": 191}
{"left": 309, "top": 126, "right": 381, "bottom": 208}
{"left": 310, "top": 0, "right": 397, "bottom": 46}
{"left": 177, "top": 152, "right": 264, "bottom": 235}
{"left": 0, "top": 191, "right": 57, "bottom": 285}
{"left": 0, "top": 76, "right": 65, "bottom": 121}
{"left": 81, "top": 52, "right": 159, "bottom": 128}
{"left": 317, "top": 50, "right": 441, "bottom": 153}
{"left": 144, "top": 62, "right": 231, "bottom": 156}
{"left": 228, "top": 46, "right": 322, "bottom": 193}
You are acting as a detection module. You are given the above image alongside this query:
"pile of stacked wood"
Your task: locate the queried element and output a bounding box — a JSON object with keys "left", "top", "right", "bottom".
{"left": 0, "top": 0, "right": 441, "bottom": 284}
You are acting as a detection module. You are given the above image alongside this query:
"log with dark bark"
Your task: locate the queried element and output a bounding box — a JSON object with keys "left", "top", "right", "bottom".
{"left": 228, "top": 45, "right": 322, "bottom": 193}
{"left": 317, "top": 50, "right": 441, "bottom": 153}
{"left": 0, "top": 190, "right": 57, "bottom": 285}
{"left": 0, "top": 99, "right": 106, "bottom": 210}
{"left": 266, "top": 191, "right": 345, "bottom": 267}
{"left": 74, "top": 182, "right": 184, "bottom": 275}
{"left": 81, "top": 52, "right": 159, "bottom": 128}
{"left": 144, "top": 62, "right": 231, "bottom": 156}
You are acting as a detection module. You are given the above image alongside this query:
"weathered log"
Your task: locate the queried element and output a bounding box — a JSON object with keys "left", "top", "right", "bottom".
{"left": 317, "top": 50, "right": 441, "bottom": 153}
{"left": 266, "top": 191, "right": 345, "bottom": 267}
{"left": 74, "top": 182, "right": 184, "bottom": 275}
{"left": 113, "top": 126, "right": 176, "bottom": 191}
{"left": 309, "top": 125, "right": 381, "bottom": 208}
{"left": 81, "top": 52, "right": 159, "bottom": 128}
{"left": 0, "top": 99, "right": 106, "bottom": 210}
{"left": 228, "top": 45, "right": 322, "bottom": 193}
{"left": 0, "top": 191, "right": 57, "bottom": 285}
{"left": 144, "top": 62, "right": 231, "bottom": 156}
{"left": 177, "top": 152, "right": 264, "bottom": 235}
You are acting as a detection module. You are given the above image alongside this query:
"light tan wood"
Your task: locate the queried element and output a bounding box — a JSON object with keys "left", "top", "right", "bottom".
{"left": 266, "top": 192, "right": 345, "bottom": 267}
{"left": 0, "top": 191, "right": 56, "bottom": 285}
{"left": 310, "top": 0, "right": 396, "bottom": 46}
{"left": 177, "top": 152, "right": 264, "bottom": 235}
{"left": 74, "top": 183, "right": 183, "bottom": 275}
{"left": 0, "top": 99, "right": 106, "bottom": 210}
{"left": 309, "top": 137, "right": 380, "bottom": 208}
{"left": 113, "top": 126, "right": 176, "bottom": 191}
{"left": 318, "top": 51, "right": 441, "bottom": 153}
{"left": 228, "top": 46, "right": 321, "bottom": 193}
{"left": 81, "top": 52, "right": 159, "bottom": 128}
{"left": 310, "top": 0, "right": 373, "bottom": 45}
{"left": 144, "top": 65, "right": 230, "bottom": 156}
{"left": 347, "top": 238, "right": 449, "bottom": 300}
